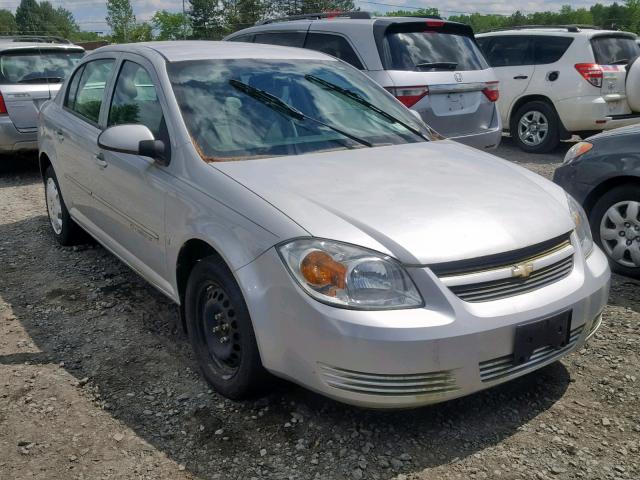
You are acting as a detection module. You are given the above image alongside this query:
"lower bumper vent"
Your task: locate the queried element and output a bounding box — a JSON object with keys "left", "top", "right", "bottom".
{"left": 479, "top": 325, "right": 584, "bottom": 382}
{"left": 318, "top": 364, "right": 458, "bottom": 397}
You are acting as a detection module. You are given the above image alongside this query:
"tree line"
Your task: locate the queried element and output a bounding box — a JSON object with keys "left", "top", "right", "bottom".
{"left": 0, "top": 0, "right": 639, "bottom": 43}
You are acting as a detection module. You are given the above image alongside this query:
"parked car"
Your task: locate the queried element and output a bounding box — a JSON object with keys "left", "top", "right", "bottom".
{"left": 477, "top": 26, "right": 640, "bottom": 153}
{"left": 225, "top": 12, "right": 502, "bottom": 150}
{"left": 39, "top": 41, "right": 609, "bottom": 409}
{"left": 554, "top": 125, "right": 640, "bottom": 278}
{"left": 0, "top": 37, "right": 84, "bottom": 155}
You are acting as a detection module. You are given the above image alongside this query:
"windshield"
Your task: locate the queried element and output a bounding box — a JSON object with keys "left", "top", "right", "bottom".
{"left": 385, "top": 31, "right": 488, "bottom": 71}
{"left": 168, "top": 59, "right": 429, "bottom": 161}
{"left": 0, "top": 49, "right": 84, "bottom": 84}
{"left": 591, "top": 36, "right": 640, "bottom": 65}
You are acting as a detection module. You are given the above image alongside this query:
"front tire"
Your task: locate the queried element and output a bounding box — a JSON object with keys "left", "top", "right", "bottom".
{"left": 44, "top": 165, "right": 84, "bottom": 246}
{"left": 511, "top": 101, "right": 560, "bottom": 153}
{"left": 590, "top": 185, "right": 640, "bottom": 279}
{"left": 185, "top": 256, "right": 269, "bottom": 399}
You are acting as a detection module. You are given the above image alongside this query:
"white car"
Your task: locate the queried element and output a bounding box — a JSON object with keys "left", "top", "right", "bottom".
{"left": 477, "top": 26, "right": 640, "bottom": 153}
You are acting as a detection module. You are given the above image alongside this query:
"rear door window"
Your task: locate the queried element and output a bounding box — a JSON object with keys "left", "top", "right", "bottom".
{"left": 304, "top": 33, "right": 363, "bottom": 69}
{"left": 253, "top": 32, "right": 306, "bottom": 48}
{"left": 66, "top": 58, "right": 115, "bottom": 124}
{"left": 480, "top": 36, "right": 534, "bottom": 67}
{"left": 0, "top": 49, "right": 83, "bottom": 84}
{"left": 385, "top": 30, "right": 487, "bottom": 71}
{"left": 591, "top": 35, "right": 640, "bottom": 65}
{"left": 534, "top": 36, "right": 573, "bottom": 64}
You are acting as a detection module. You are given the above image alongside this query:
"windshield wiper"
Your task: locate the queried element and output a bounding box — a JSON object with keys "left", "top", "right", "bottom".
{"left": 414, "top": 61, "right": 458, "bottom": 71}
{"left": 18, "top": 75, "right": 63, "bottom": 84}
{"left": 228, "top": 79, "right": 373, "bottom": 148}
{"left": 305, "top": 74, "right": 430, "bottom": 142}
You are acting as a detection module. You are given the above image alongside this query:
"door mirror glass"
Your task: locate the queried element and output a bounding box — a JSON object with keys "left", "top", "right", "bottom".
{"left": 98, "top": 124, "right": 167, "bottom": 164}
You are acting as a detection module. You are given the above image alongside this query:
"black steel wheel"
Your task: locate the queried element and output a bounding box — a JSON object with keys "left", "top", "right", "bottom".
{"left": 185, "top": 256, "right": 269, "bottom": 398}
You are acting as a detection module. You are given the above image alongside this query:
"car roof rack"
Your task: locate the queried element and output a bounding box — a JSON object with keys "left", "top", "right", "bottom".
{"left": 257, "top": 11, "right": 373, "bottom": 25}
{"left": 0, "top": 35, "right": 73, "bottom": 44}
{"left": 488, "top": 25, "right": 602, "bottom": 33}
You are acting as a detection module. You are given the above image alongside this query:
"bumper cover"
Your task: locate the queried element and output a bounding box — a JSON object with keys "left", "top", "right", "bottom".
{"left": 0, "top": 116, "right": 37, "bottom": 153}
{"left": 237, "top": 242, "right": 610, "bottom": 409}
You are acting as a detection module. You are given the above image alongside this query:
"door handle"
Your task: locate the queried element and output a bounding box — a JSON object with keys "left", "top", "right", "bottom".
{"left": 513, "top": 75, "right": 529, "bottom": 80}
{"left": 94, "top": 152, "right": 107, "bottom": 168}
{"left": 55, "top": 130, "right": 64, "bottom": 142}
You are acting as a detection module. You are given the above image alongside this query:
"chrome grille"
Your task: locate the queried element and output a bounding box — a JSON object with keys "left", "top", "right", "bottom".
{"left": 449, "top": 255, "right": 574, "bottom": 302}
{"left": 318, "top": 364, "right": 458, "bottom": 396}
{"left": 479, "top": 325, "right": 583, "bottom": 382}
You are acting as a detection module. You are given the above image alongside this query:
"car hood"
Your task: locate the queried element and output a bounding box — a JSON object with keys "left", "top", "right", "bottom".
{"left": 214, "top": 141, "right": 574, "bottom": 265}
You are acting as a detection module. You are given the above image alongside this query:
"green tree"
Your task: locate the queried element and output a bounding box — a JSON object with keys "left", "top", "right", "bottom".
{"left": 15, "top": 0, "right": 42, "bottom": 34}
{"left": 130, "top": 22, "right": 153, "bottom": 42}
{"left": 385, "top": 8, "right": 440, "bottom": 18}
{"left": 189, "top": 0, "right": 225, "bottom": 39}
{"left": 152, "top": 10, "right": 191, "bottom": 39}
{"left": 0, "top": 9, "right": 17, "bottom": 34}
{"left": 106, "top": 0, "right": 136, "bottom": 42}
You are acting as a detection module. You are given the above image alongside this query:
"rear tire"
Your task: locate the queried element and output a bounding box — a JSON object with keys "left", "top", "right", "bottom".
{"left": 511, "top": 101, "right": 560, "bottom": 153}
{"left": 185, "top": 256, "right": 270, "bottom": 399}
{"left": 590, "top": 184, "right": 640, "bottom": 279}
{"left": 44, "top": 165, "right": 84, "bottom": 246}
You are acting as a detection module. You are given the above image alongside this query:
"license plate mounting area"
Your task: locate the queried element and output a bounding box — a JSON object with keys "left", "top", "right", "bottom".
{"left": 513, "top": 311, "right": 571, "bottom": 365}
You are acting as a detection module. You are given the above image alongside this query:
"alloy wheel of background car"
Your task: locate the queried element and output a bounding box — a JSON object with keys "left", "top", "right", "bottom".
{"left": 43, "top": 166, "right": 85, "bottom": 246}
{"left": 185, "top": 256, "right": 269, "bottom": 399}
{"left": 518, "top": 110, "right": 548, "bottom": 147}
{"left": 599, "top": 201, "right": 640, "bottom": 269}
{"left": 590, "top": 185, "right": 640, "bottom": 279}
{"left": 511, "top": 101, "right": 560, "bottom": 154}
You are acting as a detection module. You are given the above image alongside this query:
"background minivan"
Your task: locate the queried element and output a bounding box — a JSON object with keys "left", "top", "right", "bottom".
{"left": 225, "top": 12, "right": 502, "bottom": 150}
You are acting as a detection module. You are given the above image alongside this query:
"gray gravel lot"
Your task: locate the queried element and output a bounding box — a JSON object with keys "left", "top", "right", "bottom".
{"left": 1, "top": 138, "right": 639, "bottom": 480}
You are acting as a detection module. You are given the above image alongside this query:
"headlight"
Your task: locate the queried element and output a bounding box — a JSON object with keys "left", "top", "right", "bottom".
{"left": 566, "top": 193, "right": 593, "bottom": 256}
{"left": 278, "top": 239, "right": 423, "bottom": 310}
{"left": 563, "top": 142, "right": 593, "bottom": 165}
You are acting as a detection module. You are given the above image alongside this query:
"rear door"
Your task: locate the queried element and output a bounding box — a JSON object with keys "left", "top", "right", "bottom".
{"left": 477, "top": 35, "right": 535, "bottom": 126}
{"left": 590, "top": 34, "right": 640, "bottom": 116}
{"left": 0, "top": 47, "right": 83, "bottom": 130}
{"left": 380, "top": 22, "right": 497, "bottom": 138}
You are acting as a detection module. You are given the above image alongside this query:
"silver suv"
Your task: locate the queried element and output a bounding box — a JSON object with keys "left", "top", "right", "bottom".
{"left": 225, "top": 12, "right": 502, "bottom": 150}
{"left": 0, "top": 36, "right": 84, "bottom": 155}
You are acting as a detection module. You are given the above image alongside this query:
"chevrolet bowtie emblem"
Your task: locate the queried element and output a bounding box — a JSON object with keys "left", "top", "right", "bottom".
{"left": 512, "top": 262, "right": 534, "bottom": 278}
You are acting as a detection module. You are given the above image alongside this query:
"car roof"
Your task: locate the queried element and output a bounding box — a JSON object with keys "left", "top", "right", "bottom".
{"left": 477, "top": 28, "right": 636, "bottom": 38}
{"left": 0, "top": 41, "right": 84, "bottom": 52}
{"left": 93, "top": 40, "right": 337, "bottom": 62}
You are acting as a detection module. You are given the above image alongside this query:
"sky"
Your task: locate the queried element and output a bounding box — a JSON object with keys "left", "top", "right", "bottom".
{"left": 0, "top": 0, "right": 622, "bottom": 34}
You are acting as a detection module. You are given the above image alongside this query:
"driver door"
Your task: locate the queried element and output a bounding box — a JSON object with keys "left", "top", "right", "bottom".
{"left": 89, "top": 55, "right": 174, "bottom": 292}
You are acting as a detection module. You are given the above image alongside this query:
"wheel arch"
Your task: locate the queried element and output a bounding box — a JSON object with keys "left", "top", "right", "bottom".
{"left": 583, "top": 176, "right": 640, "bottom": 216}
{"left": 39, "top": 152, "right": 52, "bottom": 183}
{"left": 509, "top": 94, "right": 570, "bottom": 139}
{"left": 175, "top": 238, "right": 226, "bottom": 331}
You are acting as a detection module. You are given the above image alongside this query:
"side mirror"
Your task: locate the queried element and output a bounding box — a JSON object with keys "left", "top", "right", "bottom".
{"left": 98, "top": 124, "right": 168, "bottom": 165}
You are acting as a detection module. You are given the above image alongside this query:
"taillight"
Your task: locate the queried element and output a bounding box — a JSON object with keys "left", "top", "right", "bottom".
{"left": 482, "top": 81, "right": 499, "bottom": 102}
{"left": 425, "top": 19, "right": 445, "bottom": 28}
{"left": 575, "top": 63, "right": 603, "bottom": 87}
{"left": 386, "top": 85, "right": 429, "bottom": 107}
{"left": 0, "top": 92, "right": 7, "bottom": 115}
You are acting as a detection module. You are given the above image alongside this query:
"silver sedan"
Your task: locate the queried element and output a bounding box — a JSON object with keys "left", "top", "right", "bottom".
{"left": 38, "top": 42, "right": 610, "bottom": 408}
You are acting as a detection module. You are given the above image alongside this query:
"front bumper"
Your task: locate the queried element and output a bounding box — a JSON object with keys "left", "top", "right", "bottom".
{"left": 0, "top": 116, "right": 37, "bottom": 153}
{"left": 236, "top": 242, "right": 610, "bottom": 409}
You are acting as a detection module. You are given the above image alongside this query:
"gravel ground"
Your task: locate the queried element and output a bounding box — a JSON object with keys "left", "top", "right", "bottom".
{"left": 1, "top": 138, "right": 639, "bottom": 480}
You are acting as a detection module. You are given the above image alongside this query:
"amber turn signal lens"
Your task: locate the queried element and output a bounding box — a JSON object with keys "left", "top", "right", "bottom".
{"left": 573, "top": 142, "right": 593, "bottom": 157}
{"left": 300, "top": 251, "right": 347, "bottom": 290}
